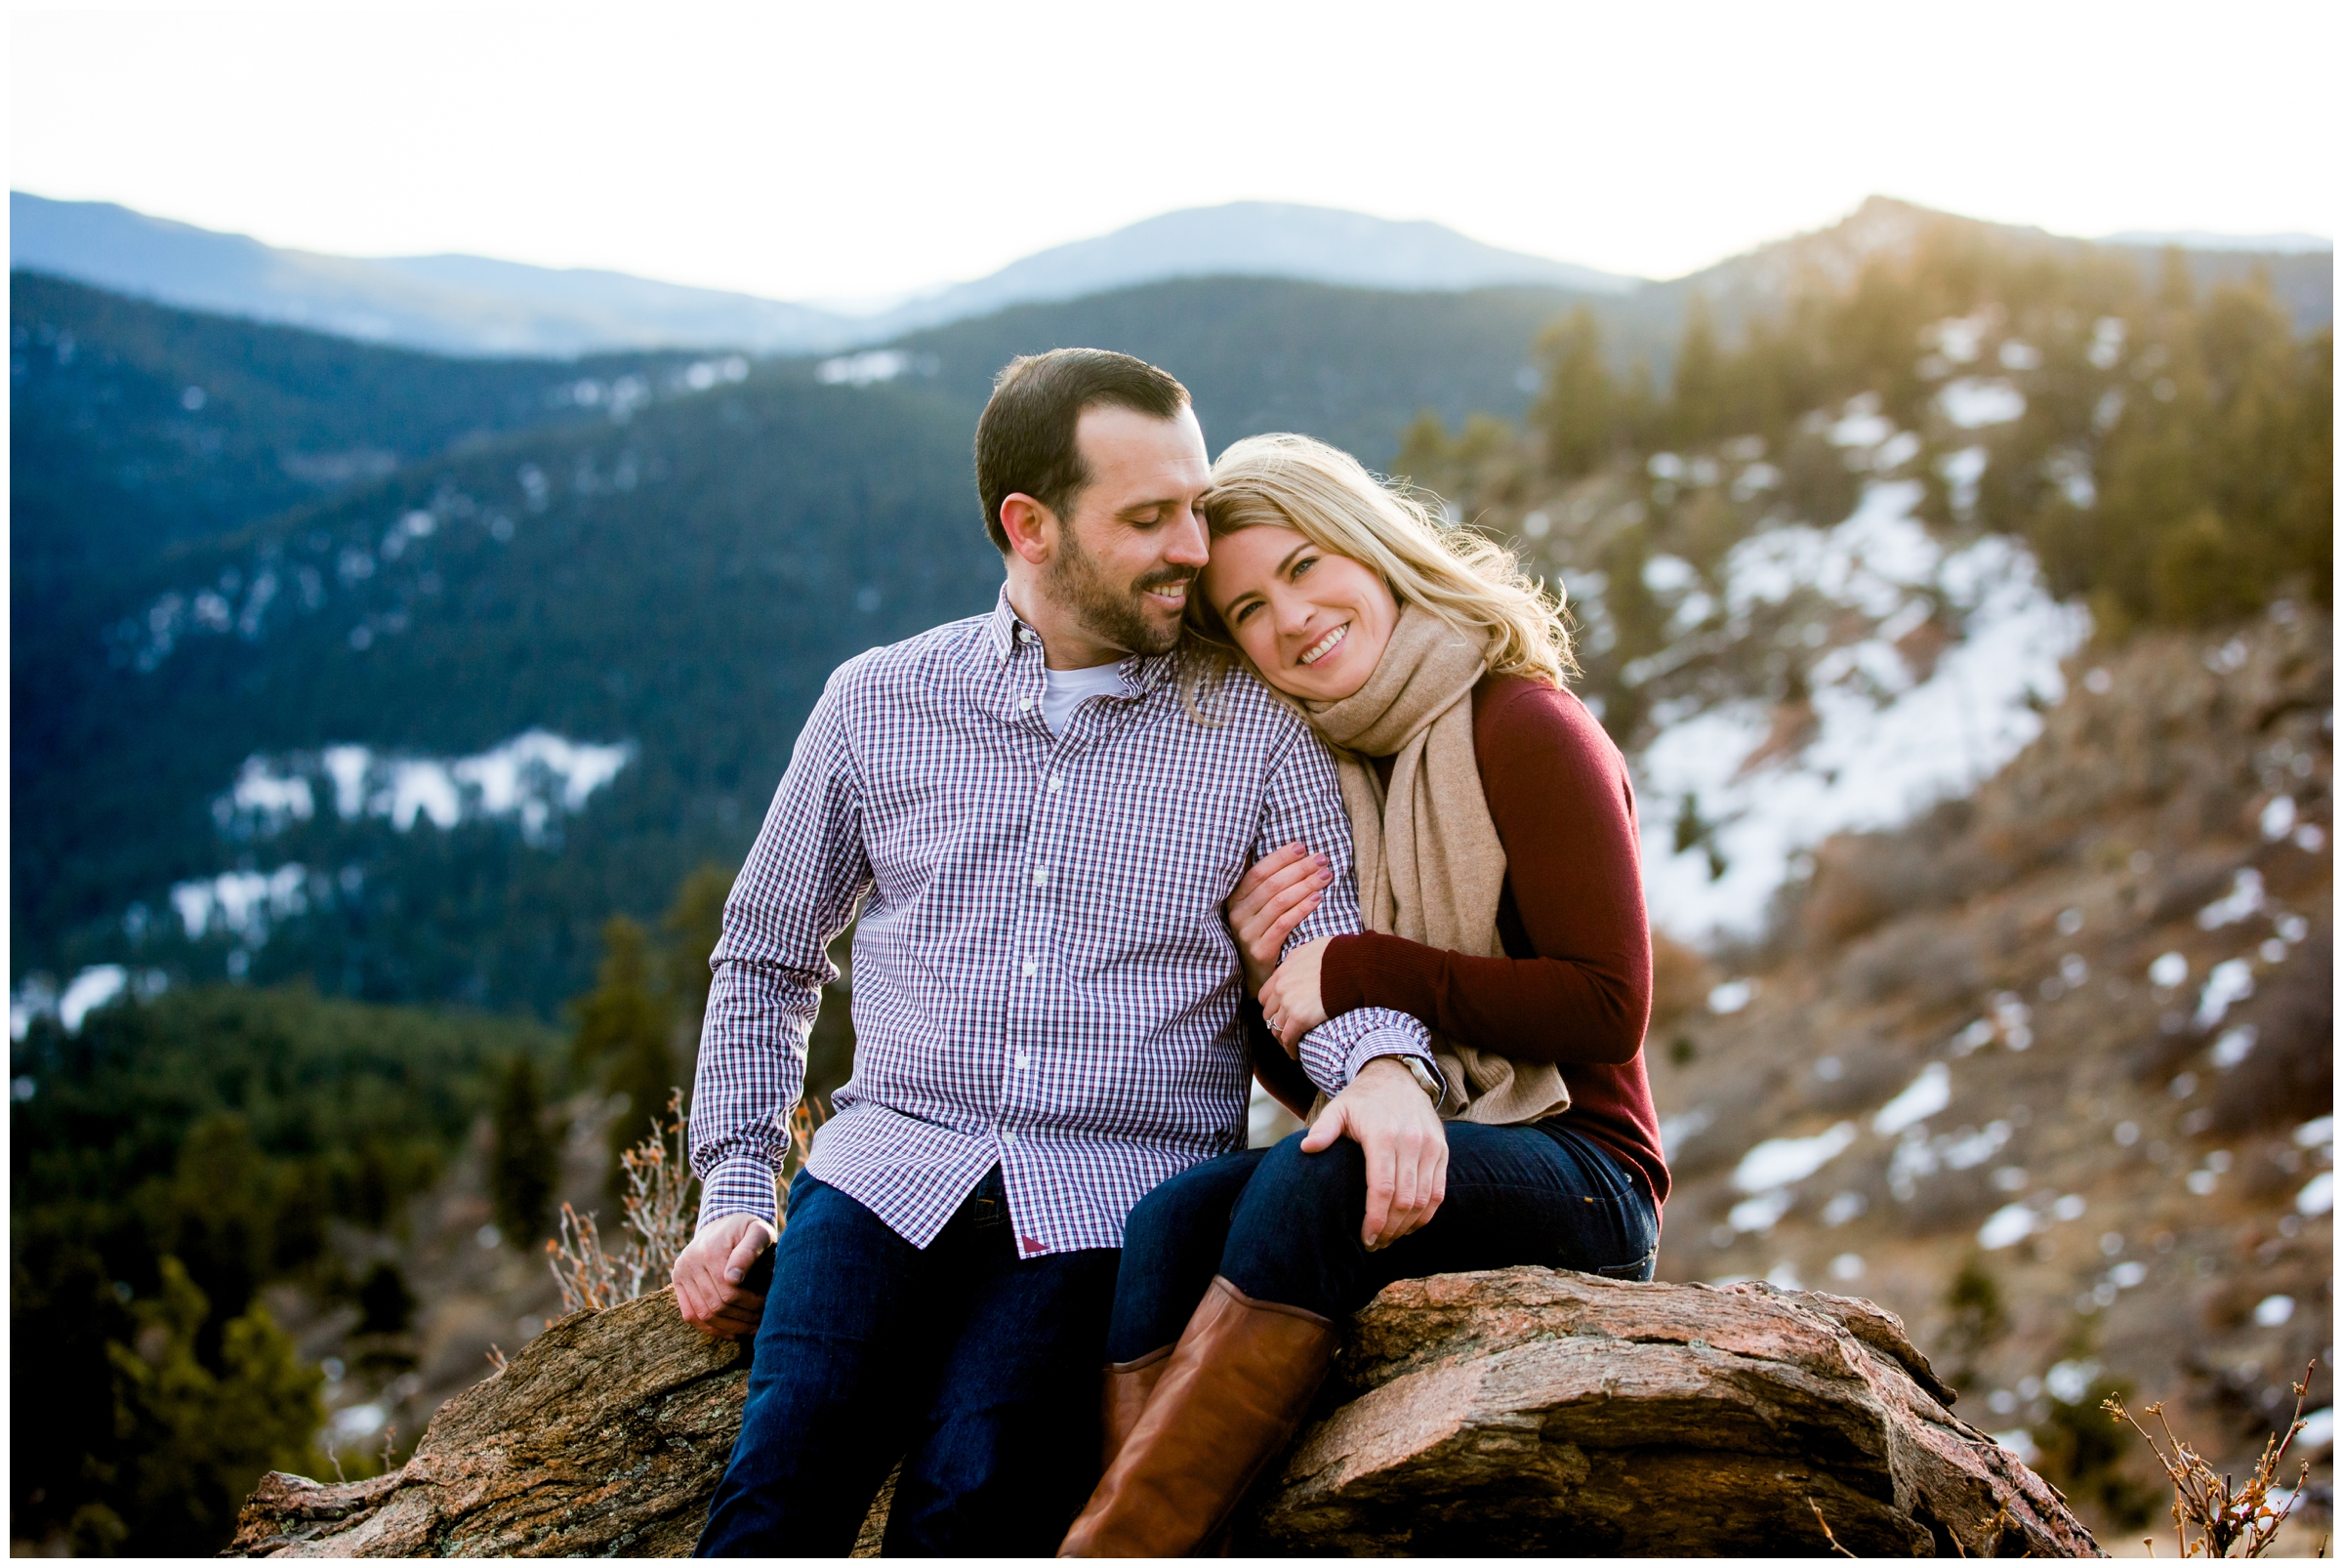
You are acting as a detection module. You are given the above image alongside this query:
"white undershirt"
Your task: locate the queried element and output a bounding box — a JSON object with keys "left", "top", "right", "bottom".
{"left": 1040, "top": 663, "right": 1128, "bottom": 735}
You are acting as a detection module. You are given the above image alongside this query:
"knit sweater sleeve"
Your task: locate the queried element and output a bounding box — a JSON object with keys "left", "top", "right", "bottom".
{"left": 1317, "top": 678, "right": 1652, "bottom": 1066}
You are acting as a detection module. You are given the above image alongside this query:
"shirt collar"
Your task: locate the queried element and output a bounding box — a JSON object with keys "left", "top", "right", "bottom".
{"left": 984, "top": 585, "right": 1182, "bottom": 697}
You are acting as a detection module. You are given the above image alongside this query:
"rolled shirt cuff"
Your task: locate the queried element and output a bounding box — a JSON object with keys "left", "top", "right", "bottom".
{"left": 695, "top": 1153, "right": 781, "bottom": 1233}
{"left": 1343, "top": 1026, "right": 1448, "bottom": 1100}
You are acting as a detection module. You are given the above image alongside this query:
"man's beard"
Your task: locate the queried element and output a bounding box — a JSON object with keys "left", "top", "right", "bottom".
{"left": 1045, "top": 526, "right": 1193, "bottom": 657}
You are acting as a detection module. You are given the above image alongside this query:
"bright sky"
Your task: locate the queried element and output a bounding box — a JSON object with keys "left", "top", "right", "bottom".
{"left": 11, "top": 0, "right": 2336, "bottom": 303}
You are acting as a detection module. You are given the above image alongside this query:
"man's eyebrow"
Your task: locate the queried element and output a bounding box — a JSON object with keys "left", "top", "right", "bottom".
{"left": 1113, "top": 495, "right": 1186, "bottom": 520}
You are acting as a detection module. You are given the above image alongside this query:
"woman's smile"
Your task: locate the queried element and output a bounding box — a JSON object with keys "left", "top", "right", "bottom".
{"left": 1295, "top": 621, "right": 1349, "bottom": 667}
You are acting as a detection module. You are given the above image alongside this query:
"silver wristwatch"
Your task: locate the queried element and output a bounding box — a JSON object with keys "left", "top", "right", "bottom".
{"left": 1397, "top": 1055, "right": 1441, "bottom": 1105}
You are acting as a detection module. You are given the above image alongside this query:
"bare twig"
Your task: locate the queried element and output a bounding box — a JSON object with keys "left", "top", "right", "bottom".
{"left": 326, "top": 1443, "right": 346, "bottom": 1484}
{"left": 2103, "top": 1359, "right": 2319, "bottom": 1557}
{"left": 1808, "top": 1499, "right": 1857, "bottom": 1557}
{"left": 548, "top": 1089, "right": 737, "bottom": 1311}
{"left": 484, "top": 1343, "right": 508, "bottom": 1375}
{"left": 377, "top": 1423, "right": 397, "bottom": 1475}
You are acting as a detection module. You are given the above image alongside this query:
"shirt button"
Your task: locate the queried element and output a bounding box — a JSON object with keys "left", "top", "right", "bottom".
{"left": 1021, "top": 958, "right": 1037, "bottom": 976}
{"left": 1004, "top": 1131, "right": 1019, "bottom": 1147}
{"left": 1032, "top": 866, "right": 1048, "bottom": 887}
{"left": 1048, "top": 775, "right": 1062, "bottom": 793}
{"left": 1015, "top": 1052, "right": 1030, "bottom": 1069}
{"left": 1017, "top": 696, "right": 1033, "bottom": 712}
{"left": 1019, "top": 627, "right": 1036, "bottom": 644}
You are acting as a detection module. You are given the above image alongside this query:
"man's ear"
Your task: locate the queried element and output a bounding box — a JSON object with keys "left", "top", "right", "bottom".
{"left": 999, "top": 493, "right": 1056, "bottom": 567}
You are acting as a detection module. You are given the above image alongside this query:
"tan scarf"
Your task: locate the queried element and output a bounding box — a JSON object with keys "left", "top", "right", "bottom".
{"left": 1300, "top": 602, "right": 1570, "bottom": 1125}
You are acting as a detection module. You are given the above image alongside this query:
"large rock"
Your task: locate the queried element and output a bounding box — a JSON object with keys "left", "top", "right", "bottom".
{"left": 228, "top": 1289, "right": 757, "bottom": 1557}
{"left": 1237, "top": 1267, "right": 2099, "bottom": 1556}
{"left": 229, "top": 1270, "right": 2098, "bottom": 1557}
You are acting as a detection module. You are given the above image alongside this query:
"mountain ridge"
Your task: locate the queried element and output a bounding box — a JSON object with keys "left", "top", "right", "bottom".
{"left": 10, "top": 193, "right": 1626, "bottom": 359}
{"left": 21, "top": 190, "right": 2326, "bottom": 363}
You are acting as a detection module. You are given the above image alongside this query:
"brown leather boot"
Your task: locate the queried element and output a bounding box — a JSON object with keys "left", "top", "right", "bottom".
{"left": 1059, "top": 1276, "right": 1336, "bottom": 1557}
{"left": 1099, "top": 1346, "right": 1172, "bottom": 1471}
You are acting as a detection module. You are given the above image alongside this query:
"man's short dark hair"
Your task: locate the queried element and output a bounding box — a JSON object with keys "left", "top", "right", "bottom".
{"left": 974, "top": 349, "right": 1190, "bottom": 552}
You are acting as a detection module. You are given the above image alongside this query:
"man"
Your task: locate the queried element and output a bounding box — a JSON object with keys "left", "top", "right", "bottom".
{"left": 676, "top": 349, "right": 1445, "bottom": 1555}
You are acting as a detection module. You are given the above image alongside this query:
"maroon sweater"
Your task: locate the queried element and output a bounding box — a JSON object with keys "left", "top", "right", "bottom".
{"left": 1320, "top": 674, "right": 1670, "bottom": 1212}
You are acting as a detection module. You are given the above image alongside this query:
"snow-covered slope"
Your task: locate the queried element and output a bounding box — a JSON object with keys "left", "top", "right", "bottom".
{"left": 1633, "top": 476, "right": 2086, "bottom": 943}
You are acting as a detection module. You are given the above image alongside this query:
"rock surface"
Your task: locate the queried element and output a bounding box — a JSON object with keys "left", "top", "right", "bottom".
{"left": 229, "top": 1269, "right": 2099, "bottom": 1557}
{"left": 1236, "top": 1267, "right": 2100, "bottom": 1556}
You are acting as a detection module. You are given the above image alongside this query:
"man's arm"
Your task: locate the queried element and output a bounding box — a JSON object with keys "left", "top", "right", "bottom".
{"left": 676, "top": 669, "right": 872, "bottom": 1334}
{"left": 692, "top": 670, "right": 874, "bottom": 1228}
{"left": 1254, "top": 726, "right": 1450, "bottom": 1250}
{"left": 1255, "top": 730, "right": 1440, "bottom": 1099}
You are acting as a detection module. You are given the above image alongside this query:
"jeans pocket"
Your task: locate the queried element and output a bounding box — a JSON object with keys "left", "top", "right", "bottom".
{"left": 1592, "top": 1247, "right": 1657, "bottom": 1283}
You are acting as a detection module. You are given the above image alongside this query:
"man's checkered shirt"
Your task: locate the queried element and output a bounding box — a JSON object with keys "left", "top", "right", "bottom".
{"left": 690, "top": 588, "right": 1433, "bottom": 1256}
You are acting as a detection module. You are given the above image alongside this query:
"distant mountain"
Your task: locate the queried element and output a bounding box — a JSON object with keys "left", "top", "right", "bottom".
{"left": 2104, "top": 227, "right": 2330, "bottom": 254}
{"left": 8, "top": 192, "right": 863, "bottom": 357}
{"left": 1592, "top": 197, "right": 2333, "bottom": 383}
{"left": 871, "top": 202, "right": 1634, "bottom": 332}
{"left": 10, "top": 192, "right": 1627, "bottom": 359}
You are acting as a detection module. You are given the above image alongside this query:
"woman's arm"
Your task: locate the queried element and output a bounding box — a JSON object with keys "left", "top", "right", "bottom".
{"left": 1318, "top": 679, "right": 1653, "bottom": 1066}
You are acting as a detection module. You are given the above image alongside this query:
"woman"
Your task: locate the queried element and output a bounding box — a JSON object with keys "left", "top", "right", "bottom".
{"left": 1059, "top": 433, "right": 1668, "bottom": 1556}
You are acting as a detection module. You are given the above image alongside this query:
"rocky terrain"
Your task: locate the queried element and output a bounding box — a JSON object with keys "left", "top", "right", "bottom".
{"left": 229, "top": 1268, "right": 2098, "bottom": 1557}
{"left": 1643, "top": 606, "right": 2332, "bottom": 1545}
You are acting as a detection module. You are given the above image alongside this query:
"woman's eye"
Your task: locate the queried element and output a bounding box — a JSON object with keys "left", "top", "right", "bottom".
{"left": 1291, "top": 555, "right": 1316, "bottom": 579}
{"left": 1232, "top": 601, "right": 1259, "bottom": 625}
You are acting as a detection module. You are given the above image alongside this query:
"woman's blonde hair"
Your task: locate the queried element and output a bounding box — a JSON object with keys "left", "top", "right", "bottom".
{"left": 1189, "top": 432, "right": 1576, "bottom": 687}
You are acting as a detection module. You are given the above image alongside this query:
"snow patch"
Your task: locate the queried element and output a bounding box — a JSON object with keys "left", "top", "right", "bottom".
{"left": 1732, "top": 1122, "right": 1859, "bottom": 1193}
{"left": 1872, "top": 1063, "right": 1952, "bottom": 1135}
{"left": 217, "top": 730, "right": 634, "bottom": 846}
{"left": 1636, "top": 481, "right": 2087, "bottom": 942}
{"left": 1939, "top": 378, "right": 2027, "bottom": 429}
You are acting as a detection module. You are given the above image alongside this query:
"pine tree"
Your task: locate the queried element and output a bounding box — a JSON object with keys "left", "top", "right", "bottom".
{"left": 1667, "top": 294, "right": 1725, "bottom": 451}
{"left": 488, "top": 1052, "right": 559, "bottom": 1244}
{"left": 104, "top": 1258, "right": 322, "bottom": 1554}
{"left": 1532, "top": 306, "right": 1617, "bottom": 478}
{"left": 662, "top": 862, "right": 734, "bottom": 1033}
{"left": 571, "top": 916, "right": 679, "bottom": 1198}
{"left": 571, "top": 916, "right": 664, "bottom": 1081}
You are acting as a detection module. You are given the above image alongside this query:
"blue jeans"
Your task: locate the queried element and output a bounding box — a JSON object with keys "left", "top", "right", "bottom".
{"left": 697, "top": 1168, "right": 1118, "bottom": 1556}
{"left": 1106, "top": 1118, "right": 1657, "bottom": 1361}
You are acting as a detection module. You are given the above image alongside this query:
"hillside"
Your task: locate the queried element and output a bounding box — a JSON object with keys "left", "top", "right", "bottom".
{"left": 9, "top": 272, "right": 703, "bottom": 591}
{"left": 10, "top": 271, "right": 1591, "bottom": 1011}
{"left": 1647, "top": 608, "right": 2332, "bottom": 1540}
{"left": 1381, "top": 208, "right": 2331, "bottom": 1540}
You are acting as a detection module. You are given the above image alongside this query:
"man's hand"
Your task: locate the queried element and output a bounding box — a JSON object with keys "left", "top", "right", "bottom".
{"left": 1299, "top": 1056, "right": 1447, "bottom": 1250}
{"left": 672, "top": 1212, "right": 775, "bottom": 1339}
{"left": 1258, "top": 935, "right": 1334, "bottom": 1053}
{"left": 1225, "top": 843, "right": 1330, "bottom": 995}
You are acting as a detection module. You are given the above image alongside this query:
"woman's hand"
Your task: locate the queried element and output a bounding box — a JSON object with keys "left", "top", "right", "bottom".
{"left": 1225, "top": 842, "right": 1330, "bottom": 994}
{"left": 1300, "top": 1056, "right": 1447, "bottom": 1249}
{"left": 1258, "top": 935, "right": 1333, "bottom": 1053}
